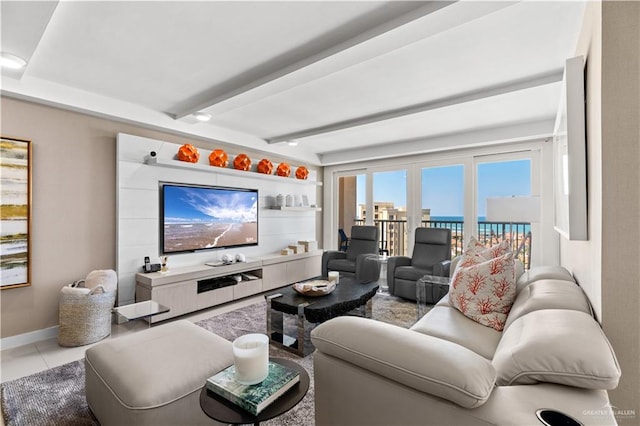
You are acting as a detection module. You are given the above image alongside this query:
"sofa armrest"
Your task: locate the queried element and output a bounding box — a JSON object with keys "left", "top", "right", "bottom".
{"left": 433, "top": 260, "right": 451, "bottom": 277}
{"left": 311, "top": 316, "right": 496, "bottom": 408}
{"left": 387, "top": 256, "right": 411, "bottom": 293}
{"left": 355, "top": 254, "right": 381, "bottom": 282}
{"left": 322, "top": 250, "right": 346, "bottom": 276}
{"left": 388, "top": 256, "right": 411, "bottom": 269}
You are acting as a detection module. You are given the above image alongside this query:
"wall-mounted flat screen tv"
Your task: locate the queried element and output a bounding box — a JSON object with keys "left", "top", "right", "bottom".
{"left": 160, "top": 182, "right": 258, "bottom": 254}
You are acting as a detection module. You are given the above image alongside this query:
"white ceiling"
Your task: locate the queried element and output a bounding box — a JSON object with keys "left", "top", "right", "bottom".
{"left": 1, "top": 1, "right": 585, "bottom": 166}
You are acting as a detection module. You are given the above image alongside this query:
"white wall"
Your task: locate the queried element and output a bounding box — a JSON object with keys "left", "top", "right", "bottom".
{"left": 561, "top": 1, "right": 640, "bottom": 420}
{"left": 116, "top": 134, "right": 320, "bottom": 305}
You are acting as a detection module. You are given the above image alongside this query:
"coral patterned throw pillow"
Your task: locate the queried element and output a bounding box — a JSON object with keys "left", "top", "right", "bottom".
{"left": 465, "top": 236, "right": 512, "bottom": 260}
{"left": 450, "top": 252, "right": 516, "bottom": 331}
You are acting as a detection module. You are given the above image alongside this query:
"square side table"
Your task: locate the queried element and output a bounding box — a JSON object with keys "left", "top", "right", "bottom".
{"left": 416, "top": 275, "right": 450, "bottom": 319}
{"left": 113, "top": 300, "right": 169, "bottom": 324}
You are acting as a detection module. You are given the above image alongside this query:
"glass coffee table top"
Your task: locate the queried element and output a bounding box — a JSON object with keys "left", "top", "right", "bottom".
{"left": 113, "top": 300, "right": 169, "bottom": 323}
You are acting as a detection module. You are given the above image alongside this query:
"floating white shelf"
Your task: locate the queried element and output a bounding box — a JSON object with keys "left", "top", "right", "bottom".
{"left": 145, "top": 156, "right": 322, "bottom": 186}
{"left": 268, "top": 206, "right": 322, "bottom": 211}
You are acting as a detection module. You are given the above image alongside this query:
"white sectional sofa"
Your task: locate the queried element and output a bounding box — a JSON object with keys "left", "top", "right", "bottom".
{"left": 311, "top": 265, "right": 621, "bottom": 425}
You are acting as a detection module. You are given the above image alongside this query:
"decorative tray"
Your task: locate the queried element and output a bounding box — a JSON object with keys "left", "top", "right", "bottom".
{"left": 292, "top": 280, "right": 336, "bottom": 297}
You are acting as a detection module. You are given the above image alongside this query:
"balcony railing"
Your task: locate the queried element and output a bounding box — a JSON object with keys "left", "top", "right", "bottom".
{"left": 353, "top": 219, "right": 532, "bottom": 268}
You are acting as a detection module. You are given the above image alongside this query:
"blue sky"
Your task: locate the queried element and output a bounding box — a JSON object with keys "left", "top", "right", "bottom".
{"left": 164, "top": 185, "right": 257, "bottom": 223}
{"left": 357, "top": 160, "right": 531, "bottom": 217}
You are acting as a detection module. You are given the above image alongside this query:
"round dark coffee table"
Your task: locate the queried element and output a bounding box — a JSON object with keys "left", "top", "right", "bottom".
{"left": 199, "top": 357, "right": 310, "bottom": 426}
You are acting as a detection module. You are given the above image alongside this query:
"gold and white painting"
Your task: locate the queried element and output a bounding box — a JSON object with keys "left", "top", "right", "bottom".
{"left": 1, "top": 137, "right": 31, "bottom": 289}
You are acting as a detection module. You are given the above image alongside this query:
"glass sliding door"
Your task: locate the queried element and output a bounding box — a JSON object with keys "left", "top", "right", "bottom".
{"left": 372, "top": 169, "right": 408, "bottom": 256}
{"left": 420, "top": 165, "right": 465, "bottom": 257}
{"left": 476, "top": 158, "right": 533, "bottom": 267}
{"left": 336, "top": 173, "right": 365, "bottom": 251}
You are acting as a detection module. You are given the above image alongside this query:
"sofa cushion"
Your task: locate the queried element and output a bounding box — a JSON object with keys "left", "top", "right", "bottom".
{"left": 435, "top": 293, "right": 451, "bottom": 307}
{"left": 516, "top": 265, "right": 574, "bottom": 294}
{"left": 411, "top": 306, "right": 502, "bottom": 360}
{"left": 311, "top": 316, "right": 496, "bottom": 408}
{"left": 395, "top": 265, "right": 429, "bottom": 281}
{"left": 493, "top": 310, "right": 621, "bottom": 389}
{"left": 504, "top": 279, "right": 592, "bottom": 330}
{"left": 449, "top": 252, "right": 516, "bottom": 331}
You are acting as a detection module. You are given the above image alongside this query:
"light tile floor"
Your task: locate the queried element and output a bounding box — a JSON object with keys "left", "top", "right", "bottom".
{"left": 0, "top": 295, "right": 263, "bottom": 384}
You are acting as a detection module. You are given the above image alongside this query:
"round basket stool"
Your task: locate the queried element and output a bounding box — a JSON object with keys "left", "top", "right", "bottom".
{"left": 58, "top": 289, "right": 117, "bottom": 347}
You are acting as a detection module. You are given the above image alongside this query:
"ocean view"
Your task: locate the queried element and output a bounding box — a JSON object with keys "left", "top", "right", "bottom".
{"left": 427, "top": 216, "right": 531, "bottom": 235}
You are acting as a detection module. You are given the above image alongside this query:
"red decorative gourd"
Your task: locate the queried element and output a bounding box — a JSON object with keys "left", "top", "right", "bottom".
{"left": 257, "top": 159, "right": 274, "bottom": 175}
{"left": 177, "top": 144, "right": 200, "bottom": 163}
{"left": 233, "top": 154, "right": 252, "bottom": 171}
{"left": 209, "top": 149, "right": 228, "bottom": 167}
{"left": 276, "top": 162, "right": 291, "bottom": 177}
{"left": 295, "top": 166, "right": 309, "bottom": 180}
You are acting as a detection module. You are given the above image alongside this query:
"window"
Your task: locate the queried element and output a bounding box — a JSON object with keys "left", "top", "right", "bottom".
{"left": 476, "top": 158, "right": 533, "bottom": 267}
{"left": 421, "top": 164, "right": 465, "bottom": 257}
{"left": 373, "top": 169, "right": 408, "bottom": 256}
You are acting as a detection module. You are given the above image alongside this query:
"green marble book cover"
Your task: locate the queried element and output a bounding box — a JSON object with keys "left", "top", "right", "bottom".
{"left": 206, "top": 361, "right": 300, "bottom": 415}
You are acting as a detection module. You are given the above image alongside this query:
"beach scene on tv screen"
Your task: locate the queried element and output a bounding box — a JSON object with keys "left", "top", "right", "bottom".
{"left": 163, "top": 185, "right": 258, "bottom": 253}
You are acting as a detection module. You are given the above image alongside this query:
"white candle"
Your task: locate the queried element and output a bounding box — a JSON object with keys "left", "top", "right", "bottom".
{"left": 328, "top": 271, "right": 339, "bottom": 284}
{"left": 232, "top": 334, "right": 269, "bottom": 385}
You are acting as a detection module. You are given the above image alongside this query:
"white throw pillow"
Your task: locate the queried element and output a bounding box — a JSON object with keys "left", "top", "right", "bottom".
{"left": 449, "top": 252, "right": 516, "bottom": 331}
{"left": 61, "top": 285, "right": 91, "bottom": 295}
{"left": 85, "top": 269, "right": 117, "bottom": 293}
{"left": 466, "top": 236, "right": 512, "bottom": 259}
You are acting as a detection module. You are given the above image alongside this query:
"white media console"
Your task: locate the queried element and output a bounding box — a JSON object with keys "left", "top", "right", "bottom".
{"left": 135, "top": 250, "right": 322, "bottom": 323}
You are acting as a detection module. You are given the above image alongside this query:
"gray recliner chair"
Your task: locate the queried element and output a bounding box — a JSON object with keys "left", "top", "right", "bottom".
{"left": 322, "top": 225, "right": 381, "bottom": 282}
{"left": 387, "top": 227, "right": 452, "bottom": 300}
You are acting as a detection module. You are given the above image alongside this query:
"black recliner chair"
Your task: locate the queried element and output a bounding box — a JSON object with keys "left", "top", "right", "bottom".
{"left": 322, "top": 225, "right": 381, "bottom": 282}
{"left": 387, "top": 227, "right": 452, "bottom": 300}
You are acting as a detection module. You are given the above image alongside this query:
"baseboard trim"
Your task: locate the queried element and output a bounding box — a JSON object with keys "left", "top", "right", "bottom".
{"left": 1, "top": 326, "right": 59, "bottom": 350}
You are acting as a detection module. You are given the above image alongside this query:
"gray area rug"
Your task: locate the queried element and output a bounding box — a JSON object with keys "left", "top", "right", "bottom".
{"left": 1, "top": 293, "right": 419, "bottom": 426}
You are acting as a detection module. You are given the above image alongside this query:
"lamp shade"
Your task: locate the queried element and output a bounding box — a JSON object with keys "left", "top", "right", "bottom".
{"left": 486, "top": 196, "right": 540, "bottom": 223}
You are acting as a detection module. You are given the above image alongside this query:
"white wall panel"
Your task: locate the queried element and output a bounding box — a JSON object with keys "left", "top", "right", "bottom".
{"left": 118, "top": 188, "right": 157, "bottom": 219}
{"left": 117, "top": 133, "right": 320, "bottom": 305}
{"left": 117, "top": 134, "right": 163, "bottom": 162}
{"left": 119, "top": 218, "right": 158, "bottom": 246}
{"left": 118, "top": 243, "right": 158, "bottom": 273}
{"left": 118, "top": 272, "right": 137, "bottom": 305}
{"left": 118, "top": 162, "right": 160, "bottom": 190}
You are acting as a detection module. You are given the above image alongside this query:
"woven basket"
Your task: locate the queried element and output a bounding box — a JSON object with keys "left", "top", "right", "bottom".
{"left": 58, "top": 290, "right": 116, "bottom": 347}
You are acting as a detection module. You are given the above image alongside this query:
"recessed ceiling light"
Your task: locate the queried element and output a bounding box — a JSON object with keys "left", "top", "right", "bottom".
{"left": 193, "top": 112, "right": 211, "bottom": 122}
{"left": 0, "top": 52, "right": 27, "bottom": 70}
{"left": 287, "top": 141, "right": 298, "bottom": 146}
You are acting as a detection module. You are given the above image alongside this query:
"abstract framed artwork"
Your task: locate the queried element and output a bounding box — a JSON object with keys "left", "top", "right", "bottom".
{"left": 1, "top": 136, "right": 32, "bottom": 289}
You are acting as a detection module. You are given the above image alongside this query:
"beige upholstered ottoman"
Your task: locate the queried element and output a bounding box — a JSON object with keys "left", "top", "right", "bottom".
{"left": 85, "top": 320, "right": 233, "bottom": 426}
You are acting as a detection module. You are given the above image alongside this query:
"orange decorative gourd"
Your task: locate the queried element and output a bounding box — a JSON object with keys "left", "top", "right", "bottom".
{"left": 257, "top": 159, "right": 273, "bottom": 175}
{"left": 295, "top": 166, "right": 309, "bottom": 180}
{"left": 209, "top": 149, "right": 228, "bottom": 167}
{"left": 233, "top": 154, "right": 252, "bottom": 171}
{"left": 177, "top": 144, "right": 200, "bottom": 163}
{"left": 276, "top": 162, "right": 291, "bottom": 177}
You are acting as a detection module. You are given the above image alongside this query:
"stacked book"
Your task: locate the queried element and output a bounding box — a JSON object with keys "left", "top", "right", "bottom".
{"left": 206, "top": 361, "right": 300, "bottom": 415}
